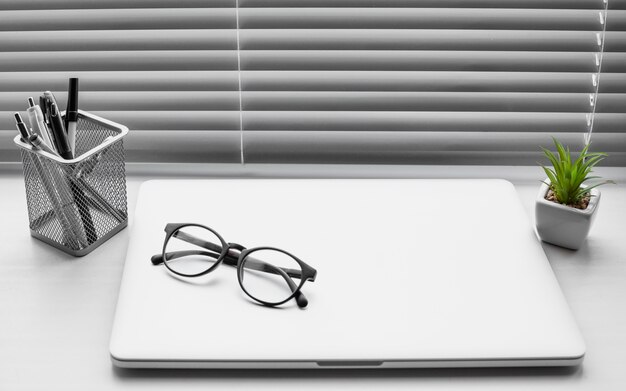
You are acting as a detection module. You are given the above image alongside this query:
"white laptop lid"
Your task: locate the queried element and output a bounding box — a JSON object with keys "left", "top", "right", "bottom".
{"left": 110, "top": 179, "right": 584, "bottom": 368}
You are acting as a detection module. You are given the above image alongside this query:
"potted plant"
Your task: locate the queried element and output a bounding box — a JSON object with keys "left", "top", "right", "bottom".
{"left": 535, "top": 138, "right": 613, "bottom": 250}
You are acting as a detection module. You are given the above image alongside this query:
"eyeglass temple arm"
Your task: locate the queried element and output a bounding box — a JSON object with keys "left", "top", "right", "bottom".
{"left": 151, "top": 249, "right": 220, "bottom": 265}
{"left": 151, "top": 248, "right": 299, "bottom": 280}
{"left": 170, "top": 231, "right": 309, "bottom": 307}
{"left": 222, "top": 253, "right": 302, "bottom": 279}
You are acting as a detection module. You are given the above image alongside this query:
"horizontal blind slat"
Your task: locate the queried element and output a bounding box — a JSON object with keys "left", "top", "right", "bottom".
{"left": 239, "top": 0, "right": 604, "bottom": 9}
{"left": 241, "top": 51, "right": 599, "bottom": 72}
{"left": 0, "top": 111, "right": 241, "bottom": 131}
{"left": 594, "top": 113, "right": 626, "bottom": 131}
{"left": 0, "top": 71, "right": 239, "bottom": 91}
{"left": 0, "top": 9, "right": 237, "bottom": 31}
{"left": 598, "top": 52, "right": 626, "bottom": 72}
{"left": 96, "top": 111, "right": 241, "bottom": 131}
{"left": 610, "top": 0, "right": 626, "bottom": 10}
{"left": 598, "top": 73, "right": 626, "bottom": 91}
{"left": 602, "top": 31, "right": 626, "bottom": 51}
{"left": 0, "top": 51, "right": 238, "bottom": 72}
{"left": 123, "top": 130, "right": 242, "bottom": 163}
{"left": 2, "top": 91, "right": 239, "bottom": 111}
{"left": 0, "top": 30, "right": 237, "bottom": 52}
{"left": 238, "top": 8, "right": 602, "bottom": 30}
{"left": 245, "top": 131, "right": 625, "bottom": 152}
{"left": 596, "top": 93, "right": 626, "bottom": 112}
{"left": 0, "top": 130, "right": 242, "bottom": 163}
{"left": 243, "top": 111, "right": 588, "bottom": 132}
{"left": 242, "top": 71, "right": 595, "bottom": 92}
{"left": 239, "top": 29, "right": 599, "bottom": 51}
{"left": 606, "top": 10, "right": 626, "bottom": 31}
{"left": 243, "top": 131, "right": 626, "bottom": 165}
{"left": 242, "top": 91, "right": 592, "bottom": 112}
{"left": 243, "top": 151, "right": 626, "bottom": 166}
{"left": 9, "top": 132, "right": 623, "bottom": 165}
{"left": 0, "top": 0, "right": 236, "bottom": 10}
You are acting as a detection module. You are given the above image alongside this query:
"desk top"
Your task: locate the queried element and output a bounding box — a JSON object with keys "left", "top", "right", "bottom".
{"left": 1, "top": 165, "right": 625, "bottom": 390}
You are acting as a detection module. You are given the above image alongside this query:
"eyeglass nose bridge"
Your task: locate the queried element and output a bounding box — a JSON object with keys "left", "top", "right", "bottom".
{"left": 226, "top": 242, "right": 246, "bottom": 260}
{"left": 227, "top": 242, "right": 245, "bottom": 252}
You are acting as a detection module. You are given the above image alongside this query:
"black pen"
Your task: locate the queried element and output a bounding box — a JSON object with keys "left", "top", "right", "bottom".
{"left": 43, "top": 90, "right": 63, "bottom": 133}
{"left": 65, "top": 78, "right": 79, "bottom": 154}
{"left": 39, "top": 95, "right": 48, "bottom": 121}
{"left": 40, "top": 95, "right": 55, "bottom": 145}
{"left": 14, "top": 112, "right": 31, "bottom": 142}
{"left": 49, "top": 102, "right": 73, "bottom": 160}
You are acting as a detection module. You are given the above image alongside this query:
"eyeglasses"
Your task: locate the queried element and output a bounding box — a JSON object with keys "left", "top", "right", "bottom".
{"left": 151, "top": 223, "right": 317, "bottom": 308}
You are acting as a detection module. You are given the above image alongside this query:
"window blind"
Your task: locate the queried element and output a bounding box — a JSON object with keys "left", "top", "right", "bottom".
{"left": 239, "top": 0, "right": 626, "bottom": 165}
{"left": 0, "top": 0, "right": 242, "bottom": 163}
{"left": 1, "top": 0, "right": 625, "bottom": 165}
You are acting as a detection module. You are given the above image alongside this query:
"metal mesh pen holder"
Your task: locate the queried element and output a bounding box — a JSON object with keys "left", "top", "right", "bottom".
{"left": 14, "top": 110, "right": 129, "bottom": 256}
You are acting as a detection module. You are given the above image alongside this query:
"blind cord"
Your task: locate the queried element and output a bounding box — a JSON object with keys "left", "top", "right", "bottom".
{"left": 586, "top": 0, "right": 609, "bottom": 148}
{"left": 235, "top": 0, "right": 244, "bottom": 164}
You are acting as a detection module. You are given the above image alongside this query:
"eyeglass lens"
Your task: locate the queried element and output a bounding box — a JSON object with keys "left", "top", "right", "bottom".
{"left": 164, "top": 225, "right": 223, "bottom": 276}
{"left": 240, "top": 249, "right": 303, "bottom": 304}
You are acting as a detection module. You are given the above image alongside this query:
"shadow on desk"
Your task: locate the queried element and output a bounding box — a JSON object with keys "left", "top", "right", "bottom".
{"left": 113, "top": 365, "right": 582, "bottom": 380}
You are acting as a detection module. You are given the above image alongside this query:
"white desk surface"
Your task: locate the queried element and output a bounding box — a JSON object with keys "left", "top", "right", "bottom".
{"left": 1, "top": 164, "right": 625, "bottom": 390}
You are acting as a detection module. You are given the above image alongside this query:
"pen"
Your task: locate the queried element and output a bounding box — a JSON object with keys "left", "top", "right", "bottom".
{"left": 65, "top": 78, "right": 79, "bottom": 154}
{"left": 14, "top": 112, "right": 31, "bottom": 142}
{"left": 39, "top": 95, "right": 49, "bottom": 124}
{"left": 26, "top": 97, "right": 55, "bottom": 151}
{"left": 40, "top": 95, "right": 55, "bottom": 148}
{"left": 49, "top": 102, "right": 73, "bottom": 160}
{"left": 43, "top": 91, "right": 65, "bottom": 145}
{"left": 29, "top": 134, "right": 60, "bottom": 157}
{"left": 43, "top": 91, "right": 61, "bottom": 118}
{"left": 28, "top": 132, "right": 92, "bottom": 248}
{"left": 23, "top": 130, "right": 85, "bottom": 249}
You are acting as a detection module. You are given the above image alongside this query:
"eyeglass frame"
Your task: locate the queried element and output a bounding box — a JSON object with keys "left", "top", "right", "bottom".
{"left": 151, "top": 223, "right": 317, "bottom": 308}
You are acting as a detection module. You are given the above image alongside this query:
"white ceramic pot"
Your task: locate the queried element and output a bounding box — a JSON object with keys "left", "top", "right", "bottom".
{"left": 535, "top": 179, "right": 600, "bottom": 250}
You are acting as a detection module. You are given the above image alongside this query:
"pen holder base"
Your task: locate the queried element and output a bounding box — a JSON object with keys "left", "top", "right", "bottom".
{"left": 16, "top": 111, "right": 129, "bottom": 257}
{"left": 30, "top": 221, "right": 128, "bottom": 257}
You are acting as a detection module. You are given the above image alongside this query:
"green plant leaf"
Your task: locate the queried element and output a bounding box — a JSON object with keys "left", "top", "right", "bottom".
{"left": 542, "top": 166, "right": 557, "bottom": 186}
{"left": 538, "top": 138, "right": 611, "bottom": 205}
